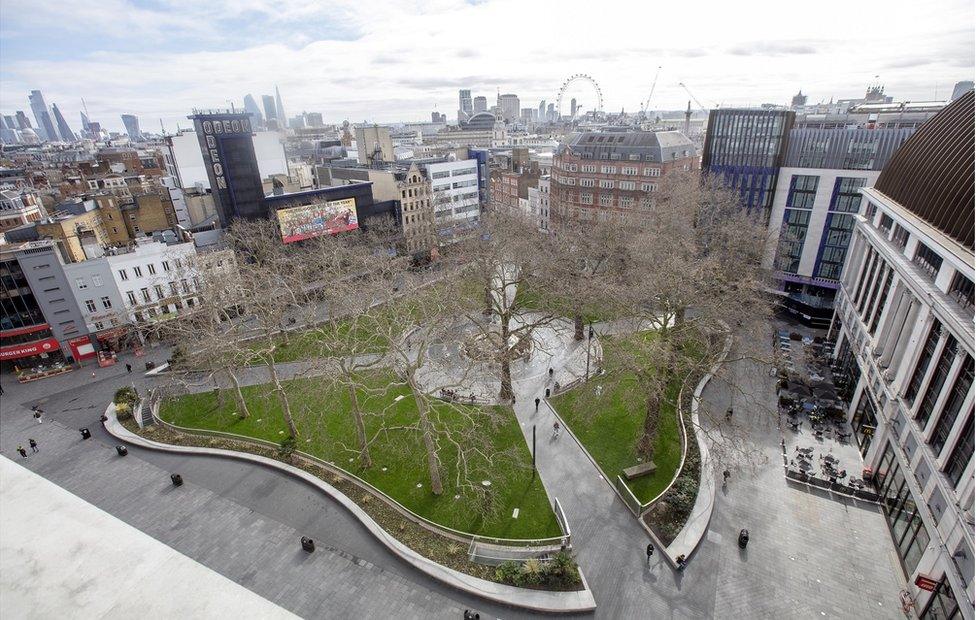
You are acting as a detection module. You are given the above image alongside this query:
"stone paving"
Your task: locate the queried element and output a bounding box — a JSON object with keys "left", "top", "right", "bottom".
{"left": 0, "top": 313, "right": 909, "bottom": 618}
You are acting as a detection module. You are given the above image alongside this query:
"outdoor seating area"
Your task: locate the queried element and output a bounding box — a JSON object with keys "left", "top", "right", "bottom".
{"left": 775, "top": 328, "right": 872, "bottom": 500}
{"left": 16, "top": 361, "right": 74, "bottom": 383}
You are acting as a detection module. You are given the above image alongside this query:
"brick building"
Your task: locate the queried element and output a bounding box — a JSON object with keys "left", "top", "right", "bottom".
{"left": 549, "top": 130, "right": 697, "bottom": 224}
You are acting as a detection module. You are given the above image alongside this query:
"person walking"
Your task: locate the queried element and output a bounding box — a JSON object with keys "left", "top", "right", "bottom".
{"left": 548, "top": 367, "right": 554, "bottom": 379}
{"left": 534, "top": 397, "right": 540, "bottom": 411}
{"left": 125, "top": 363, "right": 132, "bottom": 373}
{"left": 646, "top": 543, "right": 654, "bottom": 565}
{"left": 33, "top": 410, "right": 42, "bottom": 424}
{"left": 726, "top": 407, "right": 733, "bottom": 421}
{"left": 675, "top": 554, "right": 687, "bottom": 570}
{"left": 28, "top": 439, "right": 38, "bottom": 453}
{"left": 17, "top": 446, "right": 27, "bottom": 459}
{"left": 723, "top": 469, "right": 731, "bottom": 487}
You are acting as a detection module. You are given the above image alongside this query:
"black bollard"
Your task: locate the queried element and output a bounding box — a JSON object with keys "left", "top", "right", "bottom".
{"left": 116, "top": 445, "right": 128, "bottom": 456}
{"left": 171, "top": 473, "right": 183, "bottom": 486}
{"left": 79, "top": 427, "right": 91, "bottom": 440}
{"left": 301, "top": 536, "right": 315, "bottom": 553}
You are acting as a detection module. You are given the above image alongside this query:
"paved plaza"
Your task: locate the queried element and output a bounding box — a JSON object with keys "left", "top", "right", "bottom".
{"left": 0, "top": 318, "right": 908, "bottom": 618}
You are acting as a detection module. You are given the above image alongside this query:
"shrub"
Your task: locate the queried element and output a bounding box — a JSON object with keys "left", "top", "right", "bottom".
{"left": 521, "top": 558, "right": 544, "bottom": 585}
{"left": 114, "top": 386, "right": 139, "bottom": 407}
{"left": 115, "top": 402, "right": 133, "bottom": 421}
{"left": 277, "top": 436, "right": 297, "bottom": 461}
{"left": 494, "top": 561, "right": 523, "bottom": 586}
{"left": 666, "top": 476, "right": 698, "bottom": 514}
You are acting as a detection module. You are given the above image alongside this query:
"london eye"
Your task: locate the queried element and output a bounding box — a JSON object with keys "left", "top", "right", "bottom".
{"left": 556, "top": 74, "right": 603, "bottom": 119}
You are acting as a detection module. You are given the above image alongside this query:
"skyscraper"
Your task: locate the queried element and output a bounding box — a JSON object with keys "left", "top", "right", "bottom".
{"left": 570, "top": 98, "right": 577, "bottom": 118}
{"left": 189, "top": 112, "right": 266, "bottom": 227}
{"left": 473, "top": 96, "right": 487, "bottom": 113}
{"left": 538, "top": 100, "right": 546, "bottom": 120}
{"left": 262, "top": 95, "right": 277, "bottom": 123}
{"left": 51, "top": 104, "right": 74, "bottom": 141}
{"left": 243, "top": 94, "right": 264, "bottom": 127}
{"left": 458, "top": 89, "right": 473, "bottom": 122}
{"left": 121, "top": 114, "right": 142, "bottom": 140}
{"left": 28, "top": 90, "right": 57, "bottom": 141}
{"left": 80, "top": 111, "right": 90, "bottom": 131}
{"left": 15, "top": 111, "right": 31, "bottom": 130}
{"left": 950, "top": 80, "right": 974, "bottom": 101}
{"left": 274, "top": 86, "right": 287, "bottom": 129}
{"left": 3, "top": 115, "right": 17, "bottom": 130}
{"left": 499, "top": 94, "right": 520, "bottom": 123}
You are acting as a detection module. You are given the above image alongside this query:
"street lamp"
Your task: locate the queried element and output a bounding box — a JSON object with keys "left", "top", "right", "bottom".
{"left": 585, "top": 323, "right": 594, "bottom": 380}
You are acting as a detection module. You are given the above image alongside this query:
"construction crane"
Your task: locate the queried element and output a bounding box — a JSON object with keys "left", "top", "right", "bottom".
{"left": 678, "top": 82, "right": 712, "bottom": 115}
{"left": 640, "top": 66, "right": 662, "bottom": 120}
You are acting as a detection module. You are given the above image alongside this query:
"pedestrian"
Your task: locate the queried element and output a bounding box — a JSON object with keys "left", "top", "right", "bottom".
{"left": 723, "top": 469, "right": 731, "bottom": 485}
{"left": 534, "top": 397, "right": 540, "bottom": 411}
{"left": 29, "top": 438, "right": 38, "bottom": 453}
{"left": 0, "top": 382, "right": 4, "bottom": 396}
{"left": 34, "top": 410, "right": 42, "bottom": 424}
{"left": 126, "top": 363, "right": 132, "bottom": 373}
{"left": 726, "top": 407, "right": 733, "bottom": 421}
{"left": 675, "top": 554, "right": 687, "bottom": 570}
{"left": 91, "top": 370, "right": 96, "bottom": 378}
{"left": 548, "top": 367, "right": 553, "bottom": 379}
{"left": 17, "top": 446, "right": 27, "bottom": 459}
{"left": 646, "top": 542, "right": 654, "bottom": 565}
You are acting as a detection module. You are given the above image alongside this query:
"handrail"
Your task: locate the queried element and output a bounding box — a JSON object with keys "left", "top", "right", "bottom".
{"left": 151, "top": 403, "right": 568, "bottom": 549}
{"left": 639, "top": 377, "right": 691, "bottom": 512}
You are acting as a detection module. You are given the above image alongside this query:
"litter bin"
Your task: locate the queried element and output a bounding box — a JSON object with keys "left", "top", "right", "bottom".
{"left": 738, "top": 529, "right": 749, "bottom": 548}
{"left": 79, "top": 427, "right": 91, "bottom": 440}
{"left": 301, "top": 536, "right": 315, "bottom": 553}
{"left": 171, "top": 473, "right": 184, "bottom": 486}
{"left": 116, "top": 445, "right": 128, "bottom": 456}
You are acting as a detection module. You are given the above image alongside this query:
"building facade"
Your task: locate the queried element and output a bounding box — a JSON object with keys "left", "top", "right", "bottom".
{"left": 832, "top": 91, "right": 974, "bottom": 620}
{"left": 0, "top": 189, "right": 45, "bottom": 231}
{"left": 701, "top": 108, "right": 795, "bottom": 217}
{"left": 396, "top": 163, "right": 435, "bottom": 256}
{"left": 766, "top": 127, "right": 917, "bottom": 325}
{"left": 550, "top": 129, "right": 696, "bottom": 224}
{"left": 427, "top": 159, "right": 480, "bottom": 240}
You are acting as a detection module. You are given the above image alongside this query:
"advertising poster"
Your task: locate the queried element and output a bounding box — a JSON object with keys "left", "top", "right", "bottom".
{"left": 277, "top": 198, "right": 359, "bottom": 243}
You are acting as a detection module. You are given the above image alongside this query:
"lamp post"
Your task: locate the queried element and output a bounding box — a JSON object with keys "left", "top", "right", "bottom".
{"left": 585, "top": 323, "right": 594, "bottom": 380}
{"left": 532, "top": 424, "right": 536, "bottom": 478}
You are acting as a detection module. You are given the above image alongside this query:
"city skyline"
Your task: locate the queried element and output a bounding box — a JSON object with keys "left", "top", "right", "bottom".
{"left": 0, "top": 0, "right": 972, "bottom": 132}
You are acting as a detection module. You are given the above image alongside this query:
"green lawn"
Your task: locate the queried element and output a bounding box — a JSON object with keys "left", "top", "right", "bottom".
{"left": 551, "top": 337, "right": 684, "bottom": 505}
{"left": 159, "top": 372, "right": 560, "bottom": 539}
{"left": 255, "top": 319, "right": 391, "bottom": 364}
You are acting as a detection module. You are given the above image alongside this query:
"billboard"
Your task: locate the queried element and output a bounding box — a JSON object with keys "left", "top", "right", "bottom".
{"left": 277, "top": 198, "right": 359, "bottom": 243}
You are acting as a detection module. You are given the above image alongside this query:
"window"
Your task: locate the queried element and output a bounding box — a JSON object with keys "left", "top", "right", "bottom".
{"left": 621, "top": 166, "right": 639, "bottom": 175}
{"left": 126, "top": 291, "right": 137, "bottom": 305}
{"left": 141, "top": 288, "right": 151, "bottom": 303}
{"left": 777, "top": 209, "right": 811, "bottom": 274}
{"left": 787, "top": 175, "right": 818, "bottom": 209}
{"left": 949, "top": 271, "right": 974, "bottom": 314}
{"left": 878, "top": 213, "right": 893, "bottom": 235}
{"left": 599, "top": 180, "right": 614, "bottom": 189}
{"left": 915, "top": 334, "right": 958, "bottom": 427}
{"left": 913, "top": 242, "right": 943, "bottom": 280}
{"left": 162, "top": 260, "right": 171, "bottom": 272}
{"left": 830, "top": 177, "right": 865, "bottom": 213}
{"left": 133, "top": 266, "right": 143, "bottom": 277}
{"left": 580, "top": 193, "right": 593, "bottom": 205}
{"left": 94, "top": 321, "right": 104, "bottom": 330}
{"left": 873, "top": 442, "right": 931, "bottom": 575}
{"left": 851, "top": 392, "right": 879, "bottom": 457}
{"left": 865, "top": 201, "right": 877, "bottom": 220}
{"left": 85, "top": 299, "right": 96, "bottom": 312}
{"left": 118, "top": 269, "right": 128, "bottom": 281}
{"left": 579, "top": 178, "right": 595, "bottom": 187}
{"left": 643, "top": 167, "right": 661, "bottom": 177}
{"left": 100, "top": 296, "right": 112, "bottom": 309}
{"left": 619, "top": 196, "right": 634, "bottom": 209}
{"left": 929, "top": 356, "right": 973, "bottom": 455}
{"left": 640, "top": 183, "right": 657, "bottom": 193}
{"left": 76, "top": 277, "right": 88, "bottom": 290}
{"left": 943, "top": 414, "right": 974, "bottom": 488}
{"left": 815, "top": 213, "right": 855, "bottom": 280}
{"left": 581, "top": 165, "right": 596, "bottom": 173}
{"left": 147, "top": 264, "right": 156, "bottom": 275}
{"left": 154, "top": 285, "right": 164, "bottom": 299}
{"left": 599, "top": 165, "right": 616, "bottom": 174}
{"left": 92, "top": 275, "right": 103, "bottom": 287}
{"left": 920, "top": 576, "right": 961, "bottom": 620}
{"left": 868, "top": 269, "right": 893, "bottom": 334}
{"left": 906, "top": 320, "right": 942, "bottom": 405}
{"left": 181, "top": 279, "right": 190, "bottom": 293}
{"left": 598, "top": 194, "right": 613, "bottom": 207}
{"left": 619, "top": 181, "right": 636, "bottom": 191}
{"left": 891, "top": 224, "right": 909, "bottom": 250}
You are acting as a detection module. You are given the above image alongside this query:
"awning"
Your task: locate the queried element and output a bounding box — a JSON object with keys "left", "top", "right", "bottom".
{"left": 0, "top": 337, "right": 61, "bottom": 361}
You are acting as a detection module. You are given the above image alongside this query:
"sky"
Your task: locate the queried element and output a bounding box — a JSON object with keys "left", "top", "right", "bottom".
{"left": 1, "top": 0, "right": 973, "bottom": 133}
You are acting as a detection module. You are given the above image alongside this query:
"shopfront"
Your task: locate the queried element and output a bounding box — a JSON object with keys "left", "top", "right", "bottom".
{"left": 873, "top": 441, "right": 932, "bottom": 576}
{"left": 851, "top": 390, "right": 879, "bottom": 458}
{"left": 0, "top": 325, "right": 72, "bottom": 382}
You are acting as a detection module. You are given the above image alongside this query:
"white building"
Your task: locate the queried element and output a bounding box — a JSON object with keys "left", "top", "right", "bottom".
{"left": 160, "top": 177, "right": 192, "bottom": 228}
{"left": 425, "top": 159, "right": 480, "bottom": 240}
{"left": 832, "top": 91, "right": 974, "bottom": 619}
{"left": 164, "top": 130, "right": 288, "bottom": 190}
{"left": 0, "top": 188, "right": 45, "bottom": 232}
{"left": 104, "top": 238, "right": 200, "bottom": 324}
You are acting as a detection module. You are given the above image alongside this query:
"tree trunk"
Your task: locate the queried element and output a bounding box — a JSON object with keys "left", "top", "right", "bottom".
{"left": 498, "top": 313, "right": 513, "bottom": 400}
{"left": 266, "top": 357, "right": 299, "bottom": 438}
{"left": 227, "top": 369, "right": 250, "bottom": 419}
{"left": 637, "top": 391, "right": 660, "bottom": 459}
{"left": 411, "top": 387, "right": 443, "bottom": 495}
{"left": 484, "top": 285, "right": 492, "bottom": 316}
{"left": 347, "top": 380, "right": 372, "bottom": 469}
{"left": 574, "top": 314, "right": 585, "bottom": 341}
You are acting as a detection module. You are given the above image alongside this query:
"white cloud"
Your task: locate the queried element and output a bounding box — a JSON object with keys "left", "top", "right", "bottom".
{"left": 0, "top": 0, "right": 972, "bottom": 131}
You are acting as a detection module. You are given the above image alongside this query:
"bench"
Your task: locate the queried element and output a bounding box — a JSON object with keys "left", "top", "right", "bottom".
{"left": 622, "top": 462, "right": 657, "bottom": 480}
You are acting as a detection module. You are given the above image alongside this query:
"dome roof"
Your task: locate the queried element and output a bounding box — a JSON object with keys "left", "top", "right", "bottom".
{"left": 874, "top": 89, "right": 974, "bottom": 250}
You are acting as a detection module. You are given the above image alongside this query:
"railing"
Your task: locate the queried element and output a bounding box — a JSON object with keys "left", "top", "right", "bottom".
{"left": 615, "top": 476, "right": 643, "bottom": 516}
{"left": 553, "top": 497, "right": 572, "bottom": 546}
{"left": 150, "top": 403, "right": 569, "bottom": 550}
